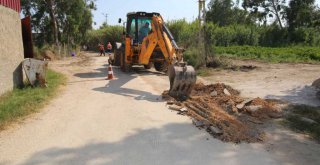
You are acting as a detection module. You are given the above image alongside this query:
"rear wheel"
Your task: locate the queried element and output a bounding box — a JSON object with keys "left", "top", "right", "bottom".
{"left": 154, "top": 61, "right": 167, "bottom": 72}
{"left": 144, "top": 62, "right": 152, "bottom": 69}
{"left": 114, "top": 49, "right": 121, "bottom": 66}
{"left": 120, "top": 50, "right": 131, "bottom": 72}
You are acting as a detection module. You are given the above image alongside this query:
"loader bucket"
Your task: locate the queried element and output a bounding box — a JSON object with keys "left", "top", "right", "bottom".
{"left": 168, "top": 65, "right": 196, "bottom": 100}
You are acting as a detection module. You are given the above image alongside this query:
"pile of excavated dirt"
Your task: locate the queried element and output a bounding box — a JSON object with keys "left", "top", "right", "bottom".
{"left": 312, "top": 78, "right": 320, "bottom": 89}
{"left": 163, "top": 83, "right": 283, "bottom": 143}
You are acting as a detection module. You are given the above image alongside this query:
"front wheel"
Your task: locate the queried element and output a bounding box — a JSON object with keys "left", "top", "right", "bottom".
{"left": 154, "top": 61, "right": 167, "bottom": 72}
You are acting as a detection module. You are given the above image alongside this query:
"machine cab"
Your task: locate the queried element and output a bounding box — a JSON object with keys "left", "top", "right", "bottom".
{"left": 126, "top": 12, "right": 160, "bottom": 44}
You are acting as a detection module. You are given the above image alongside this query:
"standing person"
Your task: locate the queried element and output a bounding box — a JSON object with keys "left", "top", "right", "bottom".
{"left": 98, "top": 42, "right": 105, "bottom": 56}
{"left": 106, "top": 42, "right": 112, "bottom": 55}
{"left": 107, "top": 42, "right": 114, "bottom": 65}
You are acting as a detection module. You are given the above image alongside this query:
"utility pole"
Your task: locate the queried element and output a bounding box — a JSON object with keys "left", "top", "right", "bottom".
{"left": 102, "top": 13, "right": 108, "bottom": 25}
{"left": 198, "top": 0, "right": 207, "bottom": 66}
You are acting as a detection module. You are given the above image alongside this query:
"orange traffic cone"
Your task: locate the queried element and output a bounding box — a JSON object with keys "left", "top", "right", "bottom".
{"left": 107, "top": 65, "right": 114, "bottom": 80}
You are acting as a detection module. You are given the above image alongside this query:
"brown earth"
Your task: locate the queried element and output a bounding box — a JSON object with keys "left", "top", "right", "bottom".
{"left": 163, "top": 83, "right": 283, "bottom": 143}
{"left": 203, "top": 59, "right": 320, "bottom": 106}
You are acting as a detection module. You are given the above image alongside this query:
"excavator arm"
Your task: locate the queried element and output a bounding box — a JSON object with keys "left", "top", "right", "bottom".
{"left": 139, "top": 15, "right": 179, "bottom": 65}
{"left": 139, "top": 15, "right": 196, "bottom": 100}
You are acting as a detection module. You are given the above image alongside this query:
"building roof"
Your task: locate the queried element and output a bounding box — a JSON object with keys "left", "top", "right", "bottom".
{"left": 0, "top": 0, "right": 21, "bottom": 13}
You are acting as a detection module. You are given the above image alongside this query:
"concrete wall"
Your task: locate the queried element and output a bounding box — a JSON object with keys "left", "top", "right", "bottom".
{"left": 0, "top": 5, "right": 24, "bottom": 95}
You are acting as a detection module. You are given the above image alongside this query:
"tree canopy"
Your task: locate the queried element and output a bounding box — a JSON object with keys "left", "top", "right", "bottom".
{"left": 21, "top": 0, "right": 96, "bottom": 47}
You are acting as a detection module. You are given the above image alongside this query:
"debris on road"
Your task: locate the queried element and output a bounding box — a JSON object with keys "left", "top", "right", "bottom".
{"left": 192, "top": 119, "right": 205, "bottom": 127}
{"left": 210, "top": 90, "right": 218, "bottom": 97}
{"left": 223, "top": 88, "right": 231, "bottom": 96}
{"left": 169, "top": 105, "right": 183, "bottom": 111}
{"left": 208, "top": 126, "right": 223, "bottom": 135}
{"left": 162, "top": 83, "right": 283, "bottom": 143}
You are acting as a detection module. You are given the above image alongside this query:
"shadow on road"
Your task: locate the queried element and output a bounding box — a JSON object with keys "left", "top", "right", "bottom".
{"left": 265, "top": 85, "right": 320, "bottom": 106}
{"left": 93, "top": 67, "right": 164, "bottom": 102}
{"left": 73, "top": 64, "right": 165, "bottom": 102}
{"left": 20, "top": 123, "right": 282, "bottom": 165}
{"left": 73, "top": 67, "right": 107, "bottom": 79}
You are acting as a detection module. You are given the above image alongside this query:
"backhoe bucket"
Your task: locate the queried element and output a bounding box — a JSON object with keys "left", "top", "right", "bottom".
{"left": 168, "top": 65, "right": 196, "bottom": 100}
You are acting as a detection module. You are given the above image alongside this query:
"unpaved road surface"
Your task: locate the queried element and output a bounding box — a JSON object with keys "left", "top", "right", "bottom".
{"left": 203, "top": 60, "right": 320, "bottom": 106}
{"left": 0, "top": 52, "right": 320, "bottom": 165}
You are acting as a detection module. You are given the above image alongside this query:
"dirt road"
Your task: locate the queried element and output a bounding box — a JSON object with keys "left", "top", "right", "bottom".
{"left": 0, "top": 52, "right": 319, "bottom": 165}
{"left": 203, "top": 60, "right": 320, "bottom": 106}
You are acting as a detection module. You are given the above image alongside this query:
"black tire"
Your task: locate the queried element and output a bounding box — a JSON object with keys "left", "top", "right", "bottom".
{"left": 154, "top": 61, "right": 167, "bottom": 72}
{"left": 114, "top": 49, "right": 122, "bottom": 66}
{"left": 144, "top": 62, "right": 152, "bottom": 69}
{"left": 120, "top": 50, "right": 131, "bottom": 72}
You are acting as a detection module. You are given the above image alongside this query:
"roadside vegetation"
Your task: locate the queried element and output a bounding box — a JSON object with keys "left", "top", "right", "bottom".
{"left": 283, "top": 105, "right": 320, "bottom": 141}
{"left": 214, "top": 46, "right": 320, "bottom": 63}
{"left": 84, "top": 25, "right": 123, "bottom": 51}
{"left": 21, "top": 0, "right": 320, "bottom": 66}
{"left": 168, "top": 0, "right": 320, "bottom": 67}
{"left": 0, "top": 70, "right": 66, "bottom": 130}
{"left": 21, "top": 0, "right": 96, "bottom": 57}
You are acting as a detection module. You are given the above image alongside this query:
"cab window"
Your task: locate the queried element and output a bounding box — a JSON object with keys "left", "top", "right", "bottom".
{"left": 137, "top": 18, "right": 151, "bottom": 42}
{"left": 128, "top": 18, "right": 136, "bottom": 39}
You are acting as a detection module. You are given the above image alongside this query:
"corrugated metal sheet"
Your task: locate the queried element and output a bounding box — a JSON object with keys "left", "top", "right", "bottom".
{"left": 22, "top": 16, "right": 34, "bottom": 59}
{"left": 0, "top": 0, "right": 21, "bottom": 13}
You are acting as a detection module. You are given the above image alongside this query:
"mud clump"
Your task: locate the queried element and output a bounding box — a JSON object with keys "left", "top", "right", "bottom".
{"left": 162, "top": 83, "right": 282, "bottom": 143}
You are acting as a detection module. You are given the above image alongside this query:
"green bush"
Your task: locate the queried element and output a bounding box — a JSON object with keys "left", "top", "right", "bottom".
{"left": 85, "top": 25, "right": 123, "bottom": 51}
{"left": 214, "top": 46, "right": 320, "bottom": 63}
{"left": 233, "top": 25, "right": 259, "bottom": 46}
{"left": 184, "top": 46, "right": 203, "bottom": 67}
{"left": 169, "top": 21, "right": 261, "bottom": 47}
{"left": 167, "top": 20, "right": 200, "bottom": 48}
{"left": 166, "top": 20, "right": 320, "bottom": 65}
{"left": 258, "top": 25, "right": 289, "bottom": 47}
{"left": 290, "top": 27, "right": 320, "bottom": 46}
{"left": 168, "top": 20, "right": 320, "bottom": 48}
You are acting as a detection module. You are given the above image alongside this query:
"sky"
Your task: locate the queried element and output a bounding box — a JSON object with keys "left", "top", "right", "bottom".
{"left": 92, "top": 0, "right": 199, "bottom": 28}
{"left": 92, "top": 0, "right": 320, "bottom": 29}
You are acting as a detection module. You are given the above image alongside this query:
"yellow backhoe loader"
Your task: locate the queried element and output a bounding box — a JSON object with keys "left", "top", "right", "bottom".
{"left": 115, "top": 12, "right": 196, "bottom": 99}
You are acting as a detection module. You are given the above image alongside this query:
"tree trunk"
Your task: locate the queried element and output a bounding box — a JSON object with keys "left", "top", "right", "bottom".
{"left": 271, "top": 0, "right": 283, "bottom": 29}
{"left": 24, "top": 0, "right": 32, "bottom": 16}
{"left": 46, "top": 0, "right": 59, "bottom": 46}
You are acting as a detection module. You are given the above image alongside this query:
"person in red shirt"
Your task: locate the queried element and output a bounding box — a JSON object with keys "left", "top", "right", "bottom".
{"left": 106, "top": 42, "right": 112, "bottom": 55}
{"left": 98, "top": 42, "right": 105, "bottom": 56}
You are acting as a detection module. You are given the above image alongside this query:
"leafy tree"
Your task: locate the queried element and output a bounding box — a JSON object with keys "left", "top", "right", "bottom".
{"left": 206, "top": 0, "right": 254, "bottom": 26}
{"left": 47, "top": 0, "right": 59, "bottom": 46}
{"left": 313, "top": 7, "right": 320, "bottom": 27}
{"left": 285, "top": 0, "right": 316, "bottom": 30}
{"left": 21, "top": 0, "right": 95, "bottom": 47}
{"left": 242, "top": 0, "right": 287, "bottom": 29}
{"left": 21, "top": 0, "right": 32, "bottom": 16}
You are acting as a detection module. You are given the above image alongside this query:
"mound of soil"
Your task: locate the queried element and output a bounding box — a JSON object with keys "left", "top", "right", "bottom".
{"left": 312, "top": 78, "right": 320, "bottom": 89}
{"left": 163, "top": 83, "right": 283, "bottom": 143}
